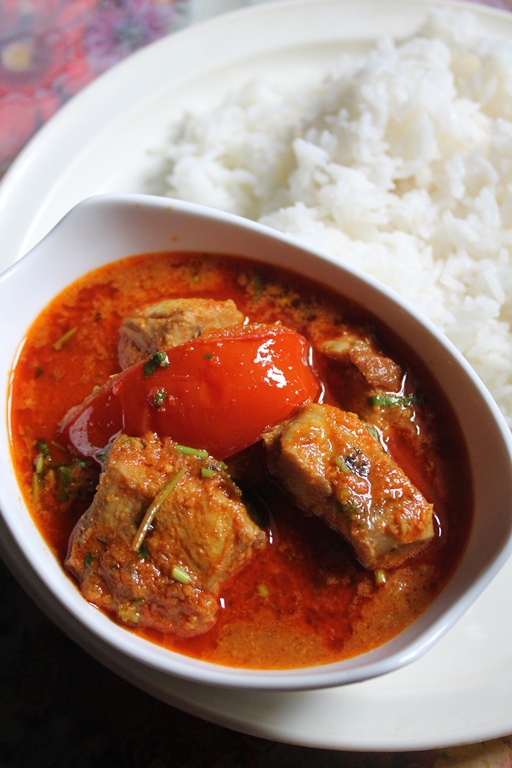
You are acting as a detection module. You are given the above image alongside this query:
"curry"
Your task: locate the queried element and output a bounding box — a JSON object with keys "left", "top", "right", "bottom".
{"left": 8, "top": 252, "right": 472, "bottom": 669}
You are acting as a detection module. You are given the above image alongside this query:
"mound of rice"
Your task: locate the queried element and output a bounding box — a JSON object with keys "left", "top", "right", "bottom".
{"left": 162, "top": 6, "right": 512, "bottom": 425}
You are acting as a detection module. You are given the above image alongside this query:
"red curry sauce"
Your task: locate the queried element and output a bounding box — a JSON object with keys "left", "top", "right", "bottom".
{"left": 8, "top": 252, "right": 472, "bottom": 669}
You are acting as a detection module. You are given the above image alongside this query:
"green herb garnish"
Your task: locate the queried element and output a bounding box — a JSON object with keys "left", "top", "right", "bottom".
{"left": 364, "top": 423, "right": 380, "bottom": 441}
{"left": 171, "top": 566, "right": 192, "bottom": 585}
{"left": 31, "top": 439, "right": 96, "bottom": 506}
{"left": 175, "top": 444, "right": 208, "bottom": 459}
{"left": 368, "top": 394, "right": 423, "bottom": 407}
{"left": 334, "top": 456, "right": 349, "bottom": 473}
{"left": 57, "top": 465, "right": 72, "bottom": 501}
{"left": 50, "top": 439, "right": 69, "bottom": 454}
{"left": 143, "top": 351, "right": 170, "bottom": 377}
{"left": 202, "top": 459, "right": 229, "bottom": 480}
{"left": 150, "top": 388, "right": 168, "bottom": 409}
{"left": 132, "top": 466, "right": 186, "bottom": 552}
{"left": 36, "top": 440, "right": 50, "bottom": 458}
{"left": 53, "top": 327, "right": 77, "bottom": 350}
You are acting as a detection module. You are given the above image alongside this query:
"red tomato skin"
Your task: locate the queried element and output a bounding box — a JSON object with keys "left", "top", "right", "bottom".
{"left": 63, "top": 383, "right": 123, "bottom": 459}
{"left": 60, "top": 324, "right": 320, "bottom": 460}
{"left": 121, "top": 329, "right": 320, "bottom": 458}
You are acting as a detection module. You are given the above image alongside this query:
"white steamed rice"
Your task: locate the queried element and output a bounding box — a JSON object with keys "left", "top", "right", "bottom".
{"left": 161, "top": 6, "right": 512, "bottom": 425}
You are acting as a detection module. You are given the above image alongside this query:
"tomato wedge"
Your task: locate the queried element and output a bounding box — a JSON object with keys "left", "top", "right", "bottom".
{"left": 60, "top": 323, "right": 320, "bottom": 460}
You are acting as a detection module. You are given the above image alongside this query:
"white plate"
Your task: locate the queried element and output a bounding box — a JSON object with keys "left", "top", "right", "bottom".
{"left": 1, "top": 0, "right": 512, "bottom": 752}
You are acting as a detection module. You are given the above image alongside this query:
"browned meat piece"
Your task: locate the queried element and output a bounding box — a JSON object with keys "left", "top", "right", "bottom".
{"left": 118, "top": 298, "right": 244, "bottom": 368}
{"left": 319, "top": 329, "right": 403, "bottom": 392}
{"left": 66, "top": 432, "right": 266, "bottom": 635}
{"left": 263, "top": 403, "right": 434, "bottom": 570}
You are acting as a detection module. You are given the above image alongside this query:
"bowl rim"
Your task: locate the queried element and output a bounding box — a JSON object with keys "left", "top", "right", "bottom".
{"left": 2, "top": 192, "right": 512, "bottom": 691}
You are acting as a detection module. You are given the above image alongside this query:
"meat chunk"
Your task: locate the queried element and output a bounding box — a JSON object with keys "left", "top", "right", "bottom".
{"left": 263, "top": 403, "right": 434, "bottom": 570}
{"left": 66, "top": 433, "right": 266, "bottom": 635}
{"left": 319, "top": 329, "right": 402, "bottom": 392}
{"left": 118, "top": 298, "right": 244, "bottom": 368}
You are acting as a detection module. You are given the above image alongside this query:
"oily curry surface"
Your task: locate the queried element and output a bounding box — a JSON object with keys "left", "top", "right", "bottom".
{"left": 9, "top": 252, "right": 472, "bottom": 669}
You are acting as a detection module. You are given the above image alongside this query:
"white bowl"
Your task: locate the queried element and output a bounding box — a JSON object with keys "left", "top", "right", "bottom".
{"left": 1, "top": 193, "right": 512, "bottom": 692}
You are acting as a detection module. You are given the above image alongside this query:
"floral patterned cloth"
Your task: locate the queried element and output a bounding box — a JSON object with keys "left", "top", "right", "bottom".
{"left": 0, "top": 0, "right": 187, "bottom": 173}
{"left": 1, "top": 1, "right": 512, "bottom": 766}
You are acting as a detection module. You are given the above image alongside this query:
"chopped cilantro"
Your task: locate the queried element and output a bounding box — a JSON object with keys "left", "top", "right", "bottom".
{"left": 175, "top": 444, "right": 208, "bottom": 459}
{"left": 368, "top": 394, "right": 423, "bottom": 407}
{"left": 150, "top": 388, "right": 168, "bottom": 409}
{"left": 334, "top": 456, "right": 349, "bottom": 473}
{"left": 364, "top": 423, "right": 380, "bottom": 441}
{"left": 52, "top": 327, "right": 77, "bottom": 351}
{"left": 143, "top": 351, "right": 170, "bottom": 377}
{"left": 137, "top": 543, "right": 150, "bottom": 560}
{"left": 171, "top": 565, "right": 192, "bottom": 584}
